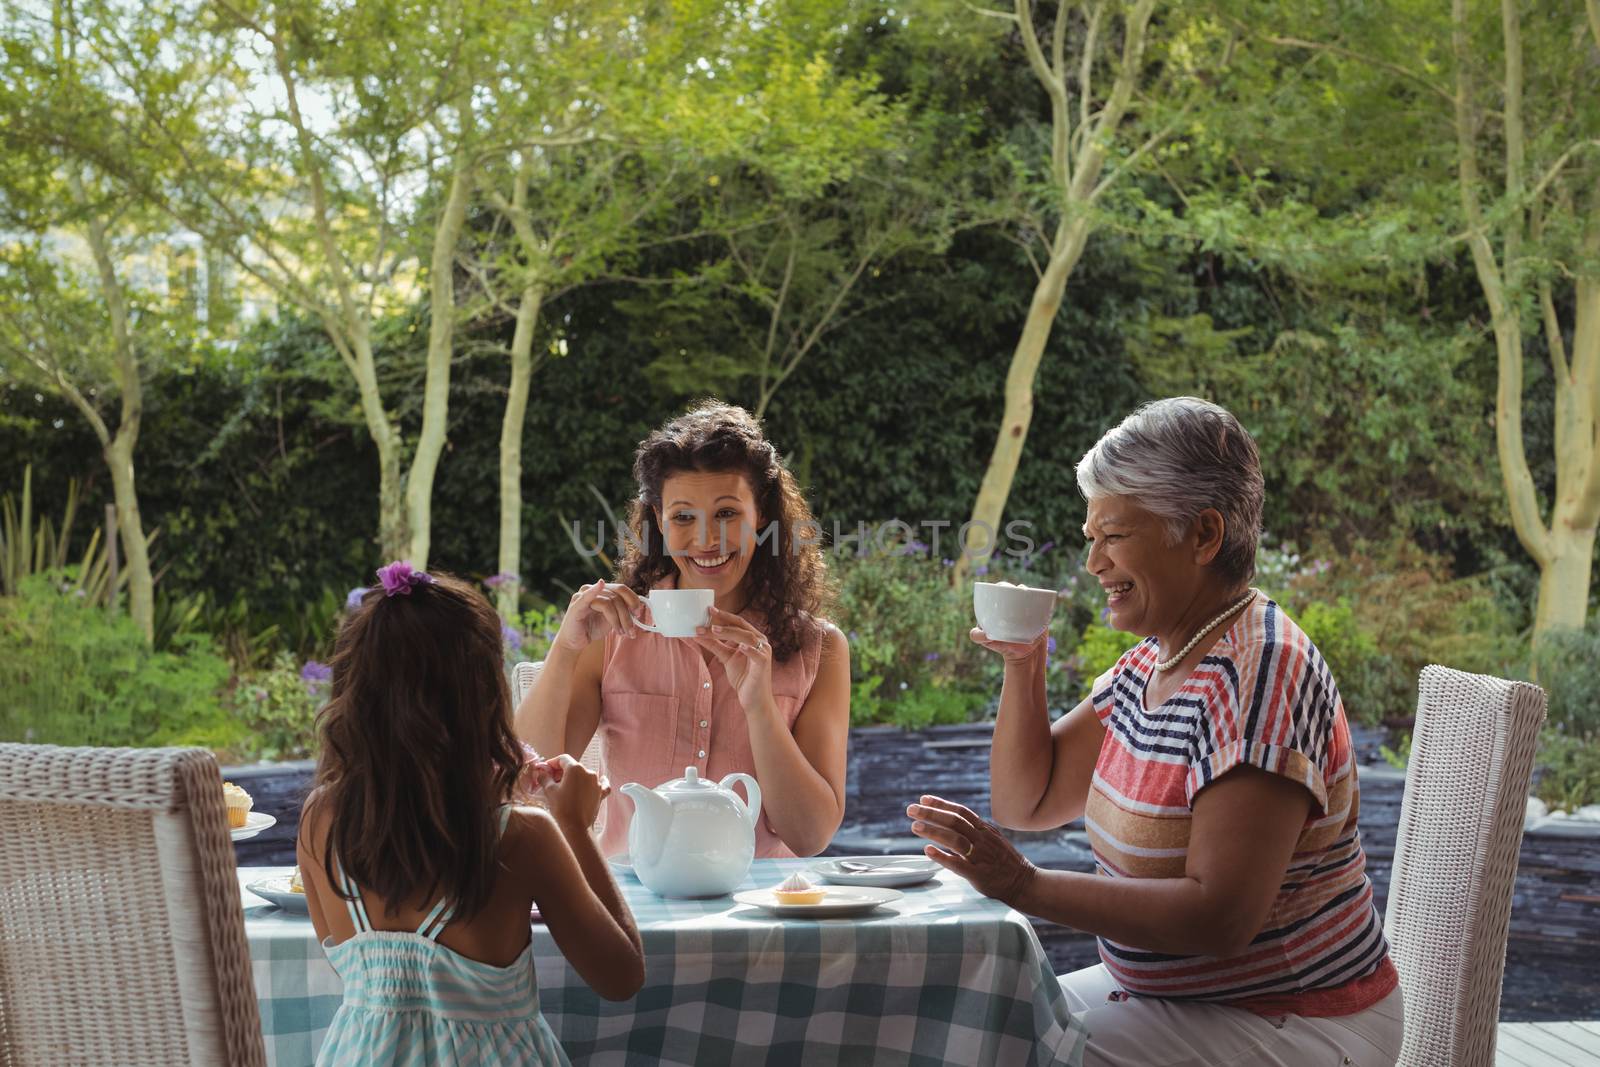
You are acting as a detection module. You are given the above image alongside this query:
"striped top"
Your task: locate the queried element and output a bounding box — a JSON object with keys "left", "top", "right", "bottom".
{"left": 1085, "top": 593, "right": 1397, "bottom": 1017}
{"left": 315, "top": 807, "right": 570, "bottom": 1066}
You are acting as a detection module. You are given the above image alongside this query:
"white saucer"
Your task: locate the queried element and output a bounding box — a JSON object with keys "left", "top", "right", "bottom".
{"left": 607, "top": 854, "right": 635, "bottom": 878}
{"left": 732, "top": 885, "right": 902, "bottom": 918}
{"left": 811, "top": 855, "right": 940, "bottom": 888}
{"left": 245, "top": 875, "right": 309, "bottom": 914}
{"left": 231, "top": 811, "right": 276, "bottom": 841}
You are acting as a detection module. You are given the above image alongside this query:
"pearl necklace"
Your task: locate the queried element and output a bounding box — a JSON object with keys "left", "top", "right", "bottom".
{"left": 1154, "top": 590, "right": 1257, "bottom": 672}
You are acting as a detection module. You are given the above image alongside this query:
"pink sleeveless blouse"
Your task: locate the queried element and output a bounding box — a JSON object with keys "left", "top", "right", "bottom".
{"left": 594, "top": 589, "right": 823, "bottom": 859}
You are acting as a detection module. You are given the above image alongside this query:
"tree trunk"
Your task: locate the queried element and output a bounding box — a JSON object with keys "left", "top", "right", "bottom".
{"left": 405, "top": 151, "right": 475, "bottom": 570}
{"left": 956, "top": 219, "right": 1089, "bottom": 578}
{"left": 70, "top": 170, "right": 156, "bottom": 643}
{"left": 1534, "top": 531, "right": 1596, "bottom": 635}
{"left": 497, "top": 282, "right": 544, "bottom": 617}
{"left": 1454, "top": 0, "right": 1599, "bottom": 644}
{"left": 104, "top": 435, "right": 153, "bottom": 642}
{"left": 344, "top": 319, "right": 407, "bottom": 561}
{"left": 1539, "top": 269, "right": 1600, "bottom": 637}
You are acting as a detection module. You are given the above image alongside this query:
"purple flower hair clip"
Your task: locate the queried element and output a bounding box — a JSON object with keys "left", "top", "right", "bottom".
{"left": 376, "top": 560, "right": 434, "bottom": 598}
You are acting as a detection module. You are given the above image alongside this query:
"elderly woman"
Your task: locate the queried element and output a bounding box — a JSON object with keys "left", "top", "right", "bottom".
{"left": 908, "top": 398, "right": 1402, "bottom": 1066}
{"left": 518, "top": 402, "right": 849, "bottom": 858}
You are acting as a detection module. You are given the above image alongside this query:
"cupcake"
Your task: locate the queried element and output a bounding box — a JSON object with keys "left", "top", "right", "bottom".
{"left": 772, "top": 871, "right": 825, "bottom": 905}
{"left": 222, "top": 781, "right": 253, "bottom": 829}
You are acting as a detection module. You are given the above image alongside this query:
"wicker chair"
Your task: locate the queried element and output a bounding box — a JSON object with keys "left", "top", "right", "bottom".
{"left": 0, "top": 743, "right": 265, "bottom": 1066}
{"left": 1384, "top": 666, "right": 1547, "bottom": 1067}
{"left": 512, "top": 660, "right": 606, "bottom": 836}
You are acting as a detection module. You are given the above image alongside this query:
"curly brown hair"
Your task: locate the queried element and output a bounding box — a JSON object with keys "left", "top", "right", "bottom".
{"left": 308, "top": 571, "right": 522, "bottom": 922}
{"left": 617, "top": 401, "right": 832, "bottom": 662}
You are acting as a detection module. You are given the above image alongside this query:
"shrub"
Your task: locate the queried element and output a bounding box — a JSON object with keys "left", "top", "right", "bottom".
{"left": 500, "top": 602, "right": 563, "bottom": 670}
{"left": 832, "top": 550, "right": 991, "bottom": 722}
{"left": 0, "top": 572, "right": 237, "bottom": 749}
{"left": 1533, "top": 729, "right": 1600, "bottom": 812}
{"left": 1275, "top": 538, "right": 1526, "bottom": 723}
{"left": 1533, "top": 623, "right": 1600, "bottom": 739}
{"left": 890, "top": 681, "right": 986, "bottom": 731}
{"left": 224, "top": 652, "right": 327, "bottom": 762}
{"left": 1073, "top": 620, "right": 1142, "bottom": 701}
{"left": 831, "top": 544, "right": 1099, "bottom": 726}
{"left": 1293, "top": 598, "right": 1397, "bottom": 727}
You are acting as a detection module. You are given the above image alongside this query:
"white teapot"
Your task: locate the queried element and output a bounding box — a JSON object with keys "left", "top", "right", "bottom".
{"left": 621, "top": 767, "right": 762, "bottom": 898}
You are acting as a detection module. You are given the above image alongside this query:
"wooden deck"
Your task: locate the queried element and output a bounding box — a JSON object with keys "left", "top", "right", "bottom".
{"left": 1498, "top": 1020, "right": 1600, "bottom": 1065}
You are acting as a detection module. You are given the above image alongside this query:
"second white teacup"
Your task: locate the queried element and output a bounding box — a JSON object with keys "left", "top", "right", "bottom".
{"left": 973, "top": 581, "right": 1056, "bottom": 644}
{"left": 636, "top": 588, "right": 715, "bottom": 638}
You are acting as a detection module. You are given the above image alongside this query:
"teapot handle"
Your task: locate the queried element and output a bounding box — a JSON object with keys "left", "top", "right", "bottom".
{"left": 719, "top": 772, "right": 762, "bottom": 831}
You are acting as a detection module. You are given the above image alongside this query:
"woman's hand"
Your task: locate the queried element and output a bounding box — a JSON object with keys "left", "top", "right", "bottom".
{"left": 553, "top": 580, "right": 645, "bottom": 652}
{"left": 542, "top": 754, "right": 611, "bottom": 831}
{"left": 969, "top": 627, "right": 1048, "bottom": 664}
{"left": 907, "top": 794, "right": 1037, "bottom": 905}
{"left": 693, "top": 607, "right": 776, "bottom": 716}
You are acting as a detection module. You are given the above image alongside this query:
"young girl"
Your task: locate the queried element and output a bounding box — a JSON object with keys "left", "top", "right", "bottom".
{"left": 297, "top": 562, "right": 644, "bottom": 1066}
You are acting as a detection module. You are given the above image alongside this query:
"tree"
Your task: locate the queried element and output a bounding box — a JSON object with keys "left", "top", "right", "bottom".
{"left": 0, "top": 0, "right": 198, "bottom": 642}
{"left": 1223, "top": 0, "right": 1600, "bottom": 640}
{"left": 48, "top": 0, "right": 510, "bottom": 566}
{"left": 954, "top": 0, "right": 1160, "bottom": 577}
{"left": 626, "top": 44, "right": 936, "bottom": 419}
{"left": 1449, "top": 0, "right": 1600, "bottom": 639}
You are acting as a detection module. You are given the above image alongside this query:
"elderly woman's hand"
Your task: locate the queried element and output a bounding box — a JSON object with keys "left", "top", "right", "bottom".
{"left": 907, "top": 795, "right": 1037, "bottom": 905}
{"left": 969, "top": 627, "right": 1047, "bottom": 664}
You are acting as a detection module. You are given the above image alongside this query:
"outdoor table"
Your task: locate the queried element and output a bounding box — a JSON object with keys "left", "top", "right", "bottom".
{"left": 240, "top": 858, "right": 1088, "bottom": 1066}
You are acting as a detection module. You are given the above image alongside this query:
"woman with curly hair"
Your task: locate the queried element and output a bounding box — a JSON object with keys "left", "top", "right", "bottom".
{"left": 516, "top": 401, "right": 850, "bottom": 858}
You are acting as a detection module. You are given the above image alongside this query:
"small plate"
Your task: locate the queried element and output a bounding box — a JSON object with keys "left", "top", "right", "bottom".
{"left": 607, "top": 854, "right": 634, "bottom": 879}
{"left": 812, "top": 855, "right": 940, "bottom": 889}
{"left": 231, "top": 811, "right": 276, "bottom": 841}
{"left": 733, "top": 885, "right": 903, "bottom": 918}
{"left": 245, "top": 875, "right": 309, "bottom": 914}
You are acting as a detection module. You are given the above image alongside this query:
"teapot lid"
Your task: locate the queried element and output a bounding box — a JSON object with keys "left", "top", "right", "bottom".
{"left": 662, "top": 766, "right": 716, "bottom": 793}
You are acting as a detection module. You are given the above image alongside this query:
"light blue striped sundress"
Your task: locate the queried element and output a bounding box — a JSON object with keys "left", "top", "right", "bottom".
{"left": 316, "top": 807, "right": 570, "bottom": 1067}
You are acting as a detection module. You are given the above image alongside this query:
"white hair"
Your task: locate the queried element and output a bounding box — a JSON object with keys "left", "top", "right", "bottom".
{"left": 1075, "top": 397, "right": 1264, "bottom": 583}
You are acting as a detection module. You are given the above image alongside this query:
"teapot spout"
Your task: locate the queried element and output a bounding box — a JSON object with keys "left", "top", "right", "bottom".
{"left": 621, "top": 782, "right": 672, "bottom": 866}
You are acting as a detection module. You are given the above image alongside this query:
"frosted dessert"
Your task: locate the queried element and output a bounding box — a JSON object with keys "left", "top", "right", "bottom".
{"left": 222, "top": 781, "right": 253, "bottom": 828}
{"left": 772, "top": 871, "right": 825, "bottom": 905}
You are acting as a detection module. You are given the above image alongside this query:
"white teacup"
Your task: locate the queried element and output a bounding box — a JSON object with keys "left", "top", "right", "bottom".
{"left": 635, "top": 588, "right": 715, "bottom": 638}
{"left": 973, "top": 581, "right": 1056, "bottom": 644}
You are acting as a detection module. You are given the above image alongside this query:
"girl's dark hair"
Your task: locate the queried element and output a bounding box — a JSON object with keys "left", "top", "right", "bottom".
{"left": 310, "top": 571, "right": 521, "bottom": 922}
{"left": 618, "top": 401, "right": 831, "bottom": 661}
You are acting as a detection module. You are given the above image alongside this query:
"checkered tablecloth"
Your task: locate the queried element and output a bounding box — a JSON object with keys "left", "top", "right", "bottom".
{"left": 240, "top": 859, "right": 1087, "bottom": 1067}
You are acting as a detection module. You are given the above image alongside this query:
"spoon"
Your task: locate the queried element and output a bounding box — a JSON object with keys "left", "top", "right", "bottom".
{"left": 836, "top": 859, "right": 927, "bottom": 874}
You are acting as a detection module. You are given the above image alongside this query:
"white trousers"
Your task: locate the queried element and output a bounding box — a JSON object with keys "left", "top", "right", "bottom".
{"left": 1058, "top": 965, "right": 1404, "bottom": 1067}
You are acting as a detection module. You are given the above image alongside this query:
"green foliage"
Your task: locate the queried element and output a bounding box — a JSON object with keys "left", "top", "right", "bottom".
{"left": 1533, "top": 623, "right": 1600, "bottom": 740}
{"left": 224, "top": 652, "right": 326, "bottom": 763}
{"left": 0, "top": 465, "right": 121, "bottom": 604}
{"left": 1379, "top": 731, "right": 1411, "bottom": 772}
{"left": 1294, "top": 598, "right": 1393, "bottom": 728}
{"left": 1528, "top": 620, "right": 1600, "bottom": 811}
{"left": 832, "top": 549, "right": 987, "bottom": 709}
{"left": 0, "top": 573, "right": 236, "bottom": 749}
{"left": 1073, "top": 621, "right": 1142, "bottom": 701}
{"left": 503, "top": 603, "right": 564, "bottom": 669}
{"left": 889, "top": 680, "right": 984, "bottom": 731}
{"left": 1533, "top": 730, "right": 1600, "bottom": 814}
{"left": 1277, "top": 539, "right": 1528, "bottom": 724}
